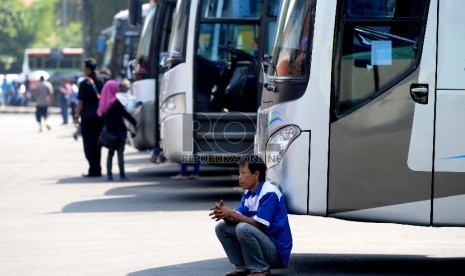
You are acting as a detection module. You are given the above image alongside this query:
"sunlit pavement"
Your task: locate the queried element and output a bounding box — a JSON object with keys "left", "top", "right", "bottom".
{"left": 1, "top": 113, "right": 465, "bottom": 276}
{"left": 0, "top": 105, "right": 60, "bottom": 114}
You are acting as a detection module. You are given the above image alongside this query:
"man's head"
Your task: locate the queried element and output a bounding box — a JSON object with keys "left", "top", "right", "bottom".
{"left": 84, "top": 58, "right": 97, "bottom": 71}
{"left": 238, "top": 155, "right": 266, "bottom": 191}
{"left": 83, "top": 58, "right": 98, "bottom": 77}
{"left": 39, "top": 76, "right": 44, "bottom": 82}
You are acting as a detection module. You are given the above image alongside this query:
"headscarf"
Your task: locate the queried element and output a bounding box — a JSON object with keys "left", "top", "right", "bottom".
{"left": 97, "top": 80, "right": 119, "bottom": 117}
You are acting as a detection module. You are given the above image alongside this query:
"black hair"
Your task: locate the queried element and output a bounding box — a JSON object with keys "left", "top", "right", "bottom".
{"left": 239, "top": 154, "right": 266, "bottom": 182}
{"left": 84, "top": 58, "right": 98, "bottom": 80}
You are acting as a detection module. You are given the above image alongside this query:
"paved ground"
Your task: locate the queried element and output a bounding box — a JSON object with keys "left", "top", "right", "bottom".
{"left": 1, "top": 110, "right": 465, "bottom": 276}
{"left": 0, "top": 104, "right": 60, "bottom": 114}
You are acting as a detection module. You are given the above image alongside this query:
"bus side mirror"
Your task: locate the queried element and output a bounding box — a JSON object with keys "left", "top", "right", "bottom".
{"left": 159, "top": 52, "right": 168, "bottom": 73}
{"left": 127, "top": 59, "right": 136, "bottom": 81}
{"left": 128, "top": 0, "right": 143, "bottom": 26}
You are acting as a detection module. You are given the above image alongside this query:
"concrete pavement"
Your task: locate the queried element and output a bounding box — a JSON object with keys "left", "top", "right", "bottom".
{"left": 1, "top": 113, "right": 465, "bottom": 276}
{"left": 0, "top": 104, "right": 60, "bottom": 114}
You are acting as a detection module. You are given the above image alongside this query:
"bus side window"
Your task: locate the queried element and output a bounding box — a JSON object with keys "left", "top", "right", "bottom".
{"left": 336, "top": 0, "right": 428, "bottom": 115}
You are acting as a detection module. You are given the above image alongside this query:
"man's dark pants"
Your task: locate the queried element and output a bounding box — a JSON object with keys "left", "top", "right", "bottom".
{"left": 80, "top": 117, "right": 103, "bottom": 176}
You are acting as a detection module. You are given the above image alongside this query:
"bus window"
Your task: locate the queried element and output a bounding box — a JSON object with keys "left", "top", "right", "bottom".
{"left": 266, "top": 0, "right": 282, "bottom": 54}
{"left": 201, "top": 0, "right": 263, "bottom": 19}
{"left": 269, "top": 0, "right": 281, "bottom": 17}
{"left": 336, "top": 0, "right": 428, "bottom": 116}
{"left": 166, "top": 0, "right": 190, "bottom": 69}
{"left": 60, "top": 59, "right": 73, "bottom": 68}
{"left": 346, "top": 0, "right": 396, "bottom": 17}
{"left": 137, "top": 6, "right": 157, "bottom": 63}
{"left": 347, "top": 0, "right": 424, "bottom": 18}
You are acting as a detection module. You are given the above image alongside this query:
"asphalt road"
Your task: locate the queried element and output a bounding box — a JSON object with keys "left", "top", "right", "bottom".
{"left": 1, "top": 112, "right": 465, "bottom": 276}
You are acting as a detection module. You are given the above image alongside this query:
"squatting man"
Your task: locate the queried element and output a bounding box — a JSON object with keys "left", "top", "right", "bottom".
{"left": 209, "top": 155, "right": 293, "bottom": 276}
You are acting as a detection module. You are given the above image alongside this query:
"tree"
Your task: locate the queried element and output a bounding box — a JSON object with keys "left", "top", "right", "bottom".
{"left": 0, "top": 0, "right": 130, "bottom": 73}
{"left": 0, "top": 1, "right": 35, "bottom": 72}
{"left": 29, "top": 0, "right": 83, "bottom": 48}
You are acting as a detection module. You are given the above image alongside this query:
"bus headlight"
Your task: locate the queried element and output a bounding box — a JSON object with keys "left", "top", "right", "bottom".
{"left": 265, "top": 125, "right": 301, "bottom": 168}
{"left": 160, "top": 93, "right": 186, "bottom": 122}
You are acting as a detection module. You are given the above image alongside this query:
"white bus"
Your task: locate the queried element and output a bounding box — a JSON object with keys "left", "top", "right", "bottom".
{"left": 159, "top": 0, "right": 281, "bottom": 164}
{"left": 127, "top": 0, "right": 177, "bottom": 151}
{"left": 256, "top": 0, "right": 465, "bottom": 227}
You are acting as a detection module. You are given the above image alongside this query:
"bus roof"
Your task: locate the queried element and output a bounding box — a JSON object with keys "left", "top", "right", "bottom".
{"left": 25, "top": 48, "right": 51, "bottom": 56}
{"left": 25, "top": 48, "right": 83, "bottom": 56}
{"left": 114, "top": 3, "right": 152, "bottom": 20}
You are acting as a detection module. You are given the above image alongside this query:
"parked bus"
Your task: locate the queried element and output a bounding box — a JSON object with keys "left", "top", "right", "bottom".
{"left": 127, "top": 0, "right": 177, "bottom": 152}
{"left": 255, "top": 0, "right": 465, "bottom": 227}
{"left": 101, "top": 4, "right": 151, "bottom": 79}
{"left": 159, "top": 0, "right": 281, "bottom": 164}
{"left": 23, "top": 48, "right": 83, "bottom": 78}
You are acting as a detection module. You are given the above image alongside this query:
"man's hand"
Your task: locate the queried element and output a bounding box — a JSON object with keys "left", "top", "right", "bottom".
{"left": 74, "top": 117, "right": 80, "bottom": 127}
{"left": 209, "top": 200, "right": 233, "bottom": 221}
{"left": 208, "top": 199, "right": 265, "bottom": 230}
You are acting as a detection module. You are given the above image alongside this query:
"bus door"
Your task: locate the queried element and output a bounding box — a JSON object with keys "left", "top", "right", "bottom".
{"left": 193, "top": 0, "right": 264, "bottom": 158}
{"left": 432, "top": 0, "right": 465, "bottom": 226}
{"left": 328, "top": 0, "right": 434, "bottom": 225}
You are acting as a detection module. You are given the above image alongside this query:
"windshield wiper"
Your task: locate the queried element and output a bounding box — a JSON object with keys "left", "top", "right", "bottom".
{"left": 355, "top": 26, "right": 417, "bottom": 46}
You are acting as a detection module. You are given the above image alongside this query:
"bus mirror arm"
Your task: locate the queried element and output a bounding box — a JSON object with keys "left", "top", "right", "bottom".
{"left": 264, "top": 83, "right": 276, "bottom": 92}
{"left": 159, "top": 52, "right": 168, "bottom": 70}
{"left": 261, "top": 59, "right": 276, "bottom": 92}
{"left": 127, "top": 59, "right": 136, "bottom": 80}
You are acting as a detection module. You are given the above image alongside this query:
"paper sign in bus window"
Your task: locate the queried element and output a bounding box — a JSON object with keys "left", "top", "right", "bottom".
{"left": 371, "top": 40, "right": 392, "bottom": 66}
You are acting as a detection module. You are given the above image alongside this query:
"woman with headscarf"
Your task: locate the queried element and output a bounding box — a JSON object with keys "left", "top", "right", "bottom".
{"left": 97, "top": 80, "right": 137, "bottom": 181}
{"left": 74, "top": 58, "right": 104, "bottom": 177}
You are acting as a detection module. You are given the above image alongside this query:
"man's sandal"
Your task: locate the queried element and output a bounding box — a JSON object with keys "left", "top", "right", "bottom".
{"left": 248, "top": 269, "right": 271, "bottom": 276}
{"left": 225, "top": 269, "right": 250, "bottom": 276}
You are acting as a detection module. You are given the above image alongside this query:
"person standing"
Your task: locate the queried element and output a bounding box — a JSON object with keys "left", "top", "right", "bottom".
{"left": 171, "top": 159, "right": 201, "bottom": 180}
{"left": 58, "top": 79, "right": 72, "bottom": 124}
{"left": 209, "top": 155, "right": 293, "bottom": 276}
{"left": 69, "top": 78, "right": 79, "bottom": 125}
{"left": 97, "top": 80, "right": 137, "bottom": 181}
{"left": 31, "top": 76, "right": 53, "bottom": 132}
{"left": 74, "top": 58, "right": 104, "bottom": 177}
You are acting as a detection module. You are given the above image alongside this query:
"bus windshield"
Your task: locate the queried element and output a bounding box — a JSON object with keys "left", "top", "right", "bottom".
{"left": 198, "top": 24, "right": 258, "bottom": 62}
{"left": 198, "top": 0, "right": 263, "bottom": 61}
{"left": 166, "top": 0, "right": 190, "bottom": 69}
{"left": 267, "top": 0, "right": 316, "bottom": 78}
{"left": 102, "top": 27, "right": 117, "bottom": 68}
{"left": 137, "top": 5, "right": 157, "bottom": 61}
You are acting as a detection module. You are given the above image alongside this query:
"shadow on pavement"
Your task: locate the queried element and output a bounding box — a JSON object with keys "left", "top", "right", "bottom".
{"left": 56, "top": 172, "right": 237, "bottom": 185}
{"left": 290, "top": 253, "right": 465, "bottom": 275}
{"left": 55, "top": 161, "right": 237, "bottom": 184}
{"left": 127, "top": 253, "right": 465, "bottom": 276}
{"left": 56, "top": 176, "right": 108, "bottom": 184}
{"left": 61, "top": 177, "right": 243, "bottom": 213}
{"left": 127, "top": 258, "right": 231, "bottom": 276}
